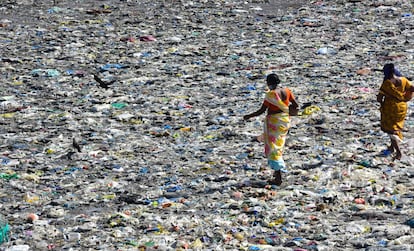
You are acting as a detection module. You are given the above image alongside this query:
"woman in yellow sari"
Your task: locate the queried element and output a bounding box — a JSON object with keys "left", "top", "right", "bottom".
{"left": 377, "top": 63, "right": 413, "bottom": 160}
{"left": 244, "top": 74, "right": 298, "bottom": 185}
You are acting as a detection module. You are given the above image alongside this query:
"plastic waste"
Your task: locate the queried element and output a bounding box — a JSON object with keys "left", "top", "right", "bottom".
{"left": 0, "top": 0, "right": 413, "bottom": 250}
{"left": 6, "top": 246, "right": 30, "bottom": 251}
{"left": 0, "top": 214, "right": 9, "bottom": 245}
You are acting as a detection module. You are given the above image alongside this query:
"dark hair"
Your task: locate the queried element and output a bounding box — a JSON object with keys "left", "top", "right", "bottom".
{"left": 266, "top": 73, "right": 280, "bottom": 88}
{"left": 383, "top": 63, "right": 395, "bottom": 80}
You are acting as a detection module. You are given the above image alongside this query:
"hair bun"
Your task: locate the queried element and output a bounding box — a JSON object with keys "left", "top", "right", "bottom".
{"left": 266, "top": 73, "right": 280, "bottom": 86}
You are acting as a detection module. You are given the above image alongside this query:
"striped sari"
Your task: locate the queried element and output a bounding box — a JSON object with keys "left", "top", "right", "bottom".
{"left": 263, "top": 90, "right": 291, "bottom": 171}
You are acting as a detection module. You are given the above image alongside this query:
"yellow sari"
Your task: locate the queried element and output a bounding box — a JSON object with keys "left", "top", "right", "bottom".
{"left": 379, "top": 77, "right": 412, "bottom": 140}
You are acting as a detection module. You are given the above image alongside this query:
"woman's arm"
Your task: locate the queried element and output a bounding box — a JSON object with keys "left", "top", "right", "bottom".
{"left": 243, "top": 104, "right": 267, "bottom": 120}
{"left": 290, "top": 96, "right": 299, "bottom": 108}
{"left": 377, "top": 93, "right": 385, "bottom": 103}
{"left": 287, "top": 89, "right": 299, "bottom": 108}
{"left": 408, "top": 81, "right": 414, "bottom": 92}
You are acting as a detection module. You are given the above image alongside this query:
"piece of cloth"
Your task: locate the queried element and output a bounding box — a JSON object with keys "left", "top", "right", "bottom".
{"left": 394, "top": 68, "right": 402, "bottom": 77}
{"left": 263, "top": 90, "right": 290, "bottom": 170}
{"left": 379, "top": 77, "right": 412, "bottom": 139}
{"left": 263, "top": 88, "right": 294, "bottom": 112}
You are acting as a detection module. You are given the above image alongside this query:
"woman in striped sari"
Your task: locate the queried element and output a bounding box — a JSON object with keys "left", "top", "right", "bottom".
{"left": 244, "top": 73, "right": 298, "bottom": 185}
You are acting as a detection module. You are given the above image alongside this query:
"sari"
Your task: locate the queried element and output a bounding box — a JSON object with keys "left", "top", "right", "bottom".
{"left": 262, "top": 90, "right": 291, "bottom": 171}
{"left": 379, "top": 77, "right": 412, "bottom": 140}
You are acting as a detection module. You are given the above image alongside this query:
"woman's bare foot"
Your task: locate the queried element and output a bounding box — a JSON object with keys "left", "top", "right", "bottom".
{"left": 393, "top": 152, "right": 402, "bottom": 161}
{"left": 269, "top": 170, "right": 282, "bottom": 186}
{"left": 390, "top": 138, "right": 401, "bottom": 161}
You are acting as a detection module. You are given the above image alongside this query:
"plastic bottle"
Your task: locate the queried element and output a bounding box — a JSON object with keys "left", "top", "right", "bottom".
{"left": 0, "top": 214, "right": 9, "bottom": 244}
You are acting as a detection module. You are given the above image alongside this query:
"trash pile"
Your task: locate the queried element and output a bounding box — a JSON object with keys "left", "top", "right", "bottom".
{"left": 0, "top": 0, "right": 413, "bottom": 250}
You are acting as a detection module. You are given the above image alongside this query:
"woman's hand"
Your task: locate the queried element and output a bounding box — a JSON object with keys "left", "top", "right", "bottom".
{"left": 244, "top": 104, "right": 267, "bottom": 121}
{"left": 376, "top": 93, "right": 384, "bottom": 103}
